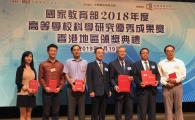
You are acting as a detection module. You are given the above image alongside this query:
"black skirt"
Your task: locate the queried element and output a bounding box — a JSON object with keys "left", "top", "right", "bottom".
{"left": 17, "top": 95, "right": 36, "bottom": 108}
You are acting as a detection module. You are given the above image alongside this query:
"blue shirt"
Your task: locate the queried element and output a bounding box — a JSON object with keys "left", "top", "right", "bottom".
{"left": 63, "top": 58, "right": 88, "bottom": 82}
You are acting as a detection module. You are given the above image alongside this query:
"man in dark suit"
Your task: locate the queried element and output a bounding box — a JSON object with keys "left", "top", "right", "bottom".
{"left": 134, "top": 48, "right": 160, "bottom": 120}
{"left": 87, "top": 47, "right": 112, "bottom": 120}
{"left": 109, "top": 46, "right": 135, "bottom": 120}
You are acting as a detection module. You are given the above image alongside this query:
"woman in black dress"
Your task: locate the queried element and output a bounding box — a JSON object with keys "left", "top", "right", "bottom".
{"left": 15, "top": 51, "right": 37, "bottom": 120}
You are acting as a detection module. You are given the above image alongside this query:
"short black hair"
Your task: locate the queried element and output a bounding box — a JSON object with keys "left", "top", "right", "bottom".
{"left": 164, "top": 44, "right": 175, "bottom": 53}
{"left": 94, "top": 47, "right": 104, "bottom": 54}
{"left": 140, "top": 48, "right": 149, "bottom": 54}
{"left": 71, "top": 44, "right": 81, "bottom": 52}
{"left": 47, "top": 44, "right": 58, "bottom": 51}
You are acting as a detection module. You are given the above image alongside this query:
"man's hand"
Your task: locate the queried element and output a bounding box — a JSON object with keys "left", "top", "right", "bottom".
{"left": 152, "top": 81, "right": 159, "bottom": 87}
{"left": 71, "top": 84, "right": 76, "bottom": 91}
{"left": 114, "top": 86, "right": 120, "bottom": 93}
{"left": 168, "top": 78, "right": 176, "bottom": 84}
{"left": 70, "top": 81, "right": 76, "bottom": 91}
{"left": 141, "top": 82, "right": 146, "bottom": 88}
{"left": 108, "top": 91, "right": 112, "bottom": 97}
{"left": 55, "top": 87, "right": 61, "bottom": 93}
{"left": 81, "top": 84, "right": 85, "bottom": 92}
{"left": 45, "top": 87, "right": 51, "bottom": 93}
{"left": 166, "top": 82, "right": 175, "bottom": 88}
{"left": 89, "top": 92, "right": 95, "bottom": 97}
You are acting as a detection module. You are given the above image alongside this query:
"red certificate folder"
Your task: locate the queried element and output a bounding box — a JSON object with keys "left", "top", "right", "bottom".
{"left": 118, "top": 75, "right": 130, "bottom": 92}
{"left": 169, "top": 72, "right": 177, "bottom": 79}
{"left": 74, "top": 80, "right": 84, "bottom": 92}
{"left": 141, "top": 70, "right": 157, "bottom": 86}
{"left": 48, "top": 80, "right": 57, "bottom": 92}
{"left": 148, "top": 74, "right": 157, "bottom": 86}
{"left": 29, "top": 80, "right": 38, "bottom": 93}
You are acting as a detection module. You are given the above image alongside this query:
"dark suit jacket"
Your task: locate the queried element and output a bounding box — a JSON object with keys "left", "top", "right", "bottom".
{"left": 87, "top": 61, "right": 110, "bottom": 96}
{"left": 134, "top": 60, "right": 160, "bottom": 95}
{"left": 109, "top": 59, "right": 135, "bottom": 100}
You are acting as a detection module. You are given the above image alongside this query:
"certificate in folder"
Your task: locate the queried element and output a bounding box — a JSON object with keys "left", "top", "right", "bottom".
{"left": 168, "top": 72, "right": 177, "bottom": 79}
{"left": 29, "top": 80, "right": 38, "bottom": 93}
{"left": 148, "top": 74, "right": 157, "bottom": 86}
{"left": 141, "top": 70, "right": 157, "bottom": 86}
{"left": 118, "top": 75, "right": 131, "bottom": 92}
{"left": 74, "top": 80, "right": 84, "bottom": 92}
{"left": 48, "top": 80, "right": 57, "bottom": 92}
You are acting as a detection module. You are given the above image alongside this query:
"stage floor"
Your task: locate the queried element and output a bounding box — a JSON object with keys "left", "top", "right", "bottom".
{"left": 2, "top": 113, "right": 195, "bottom": 120}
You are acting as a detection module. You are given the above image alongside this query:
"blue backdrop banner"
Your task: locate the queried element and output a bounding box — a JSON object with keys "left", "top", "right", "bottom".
{"left": 0, "top": 0, "right": 195, "bottom": 106}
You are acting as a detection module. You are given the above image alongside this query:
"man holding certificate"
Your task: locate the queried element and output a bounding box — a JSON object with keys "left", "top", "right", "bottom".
{"left": 63, "top": 45, "right": 88, "bottom": 120}
{"left": 109, "top": 46, "right": 135, "bottom": 120}
{"left": 134, "top": 48, "right": 160, "bottom": 120}
{"left": 158, "top": 45, "right": 186, "bottom": 120}
{"left": 39, "top": 44, "right": 65, "bottom": 120}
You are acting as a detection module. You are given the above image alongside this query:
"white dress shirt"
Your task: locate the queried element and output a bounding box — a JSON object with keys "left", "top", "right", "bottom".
{"left": 96, "top": 60, "right": 102, "bottom": 67}
{"left": 158, "top": 58, "right": 186, "bottom": 86}
{"left": 141, "top": 60, "right": 150, "bottom": 70}
{"left": 118, "top": 58, "right": 126, "bottom": 67}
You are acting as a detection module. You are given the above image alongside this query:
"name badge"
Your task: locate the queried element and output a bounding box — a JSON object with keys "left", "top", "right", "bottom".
{"left": 104, "top": 68, "right": 108, "bottom": 71}
{"left": 50, "top": 68, "right": 56, "bottom": 72}
{"left": 127, "top": 67, "right": 131, "bottom": 70}
{"left": 151, "top": 65, "right": 155, "bottom": 69}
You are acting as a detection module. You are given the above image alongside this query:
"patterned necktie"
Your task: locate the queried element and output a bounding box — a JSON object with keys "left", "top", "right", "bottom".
{"left": 121, "top": 61, "right": 125, "bottom": 73}
{"left": 144, "top": 61, "right": 150, "bottom": 70}
{"left": 99, "top": 61, "right": 103, "bottom": 74}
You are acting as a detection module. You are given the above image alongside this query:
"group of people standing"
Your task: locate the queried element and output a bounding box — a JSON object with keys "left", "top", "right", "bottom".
{"left": 15, "top": 44, "right": 186, "bottom": 120}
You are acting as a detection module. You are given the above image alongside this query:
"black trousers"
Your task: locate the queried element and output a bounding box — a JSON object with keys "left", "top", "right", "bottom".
{"left": 137, "top": 89, "right": 156, "bottom": 120}
{"left": 42, "top": 90, "right": 61, "bottom": 120}
{"left": 67, "top": 86, "right": 85, "bottom": 120}
{"left": 115, "top": 94, "right": 133, "bottom": 120}
{"left": 91, "top": 95, "right": 107, "bottom": 120}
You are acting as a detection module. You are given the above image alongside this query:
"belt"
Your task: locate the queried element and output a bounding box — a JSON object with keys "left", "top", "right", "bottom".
{"left": 163, "top": 82, "right": 182, "bottom": 88}
{"left": 175, "top": 82, "right": 182, "bottom": 86}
